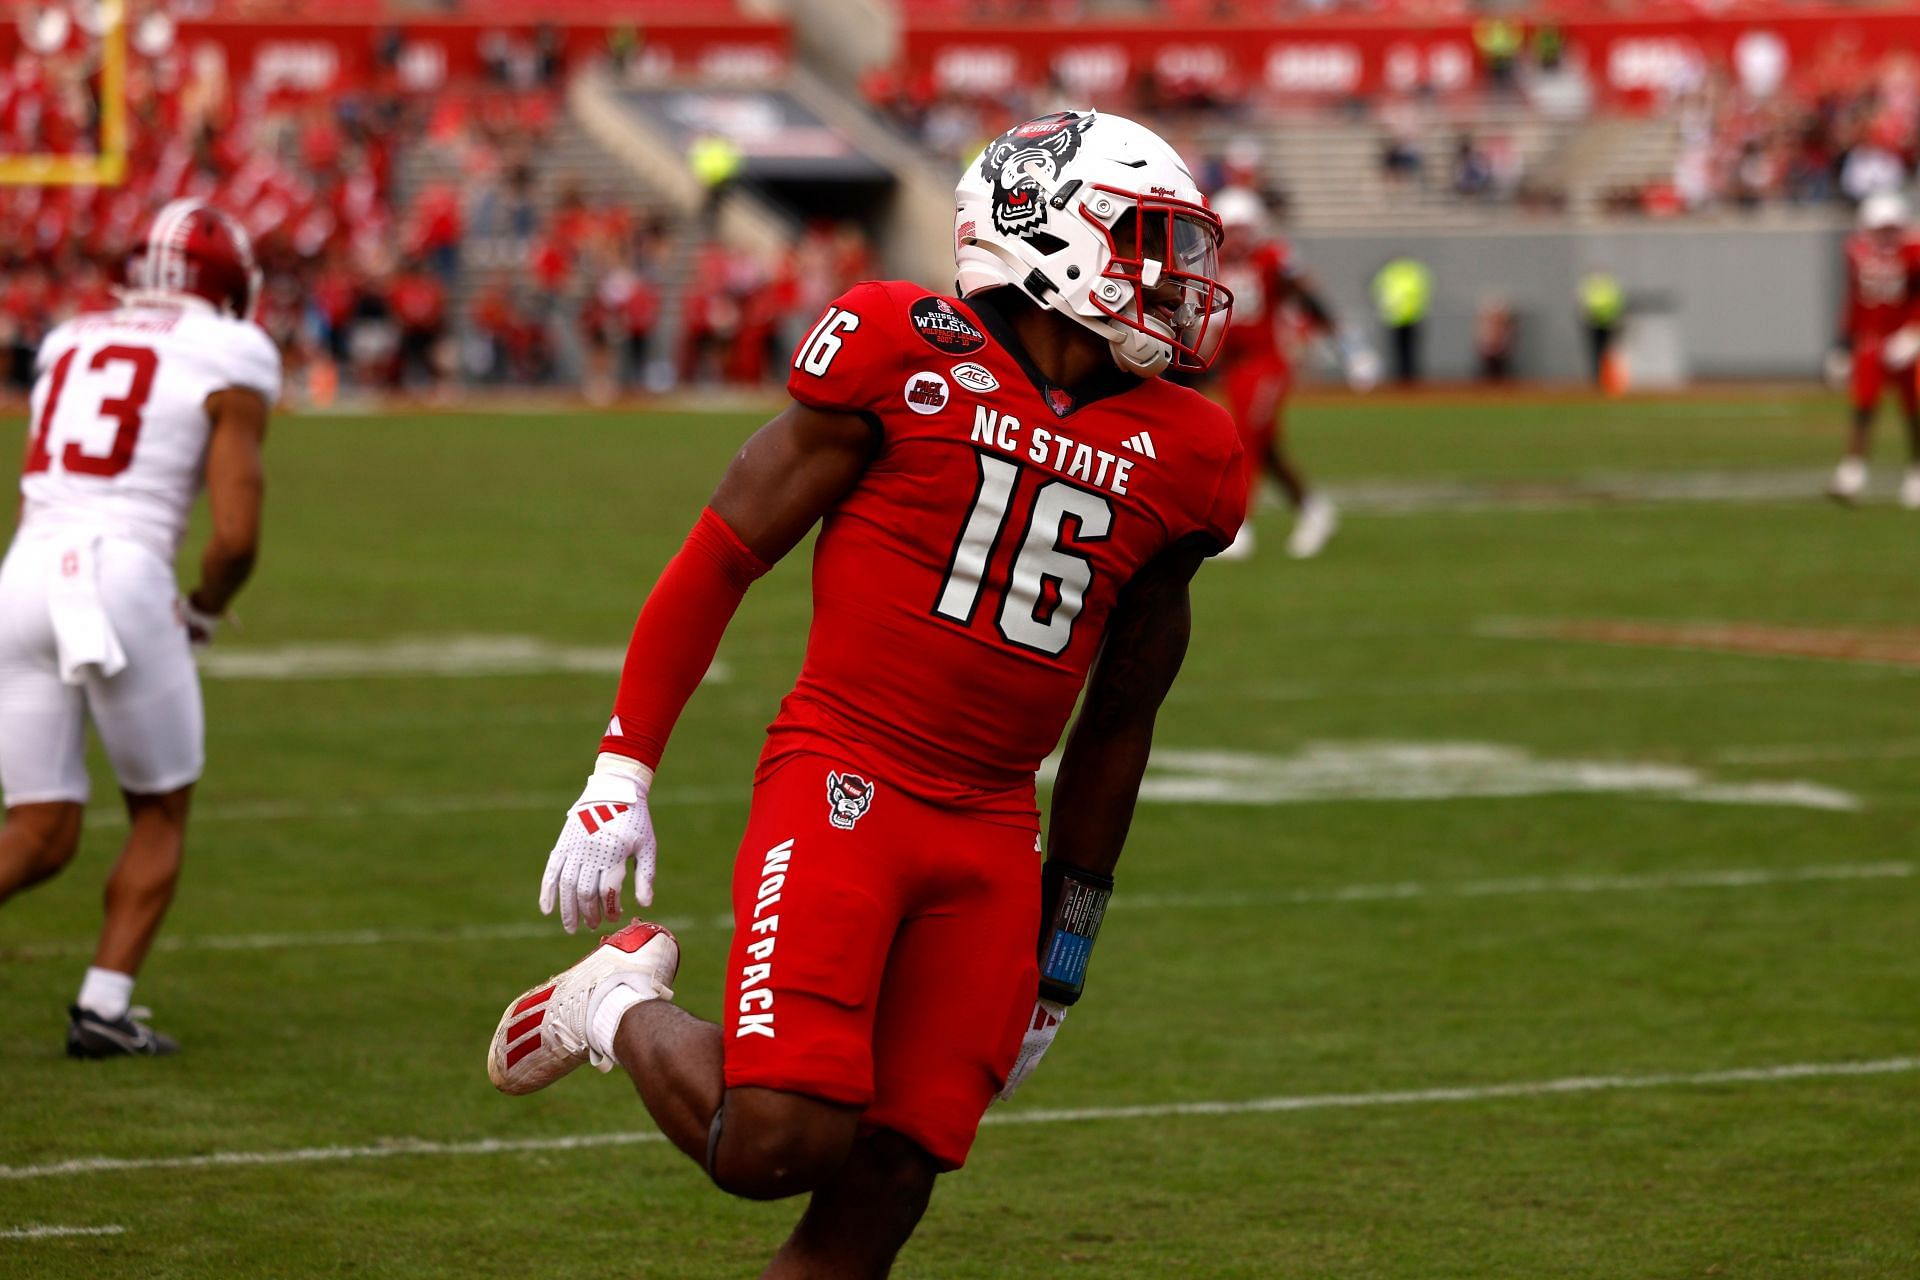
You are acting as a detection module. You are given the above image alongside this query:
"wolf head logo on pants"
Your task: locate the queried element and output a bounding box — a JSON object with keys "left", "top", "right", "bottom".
{"left": 825, "top": 771, "right": 875, "bottom": 830}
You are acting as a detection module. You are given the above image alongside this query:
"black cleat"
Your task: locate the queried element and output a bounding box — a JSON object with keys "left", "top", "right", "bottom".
{"left": 66, "top": 1004, "right": 179, "bottom": 1059}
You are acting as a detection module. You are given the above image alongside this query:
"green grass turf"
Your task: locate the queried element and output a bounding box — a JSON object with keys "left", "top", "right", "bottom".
{"left": 1, "top": 389, "right": 1917, "bottom": 1278}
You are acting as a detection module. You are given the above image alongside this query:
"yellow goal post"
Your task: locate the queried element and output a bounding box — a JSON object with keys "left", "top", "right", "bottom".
{"left": 0, "top": 0, "right": 128, "bottom": 186}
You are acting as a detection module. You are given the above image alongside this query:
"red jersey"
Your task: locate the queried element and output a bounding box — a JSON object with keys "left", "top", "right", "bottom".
{"left": 1217, "top": 240, "right": 1298, "bottom": 366}
{"left": 770, "top": 281, "right": 1246, "bottom": 822}
{"left": 1844, "top": 230, "right": 1920, "bottom": 340}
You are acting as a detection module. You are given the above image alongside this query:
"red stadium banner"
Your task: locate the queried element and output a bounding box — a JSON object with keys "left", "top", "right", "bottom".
{"left": 0, "top": 15, "right": 790, "bottom": 101}
{"left": 901, "top": 10, "right": 1920, "bottom": 106}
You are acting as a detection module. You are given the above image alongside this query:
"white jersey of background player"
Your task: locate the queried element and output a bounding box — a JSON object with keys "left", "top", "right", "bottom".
{"left": 0, "top": 199, "right": 278, "bottom": 1057}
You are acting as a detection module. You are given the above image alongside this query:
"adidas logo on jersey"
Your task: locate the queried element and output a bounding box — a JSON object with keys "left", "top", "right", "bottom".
{"left": 1121, "top": 432, "right": 1158, "bottom": 459}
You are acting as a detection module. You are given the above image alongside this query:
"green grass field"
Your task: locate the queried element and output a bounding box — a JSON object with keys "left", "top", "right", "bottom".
{"left": 2, "top": 389, "right": 1917, "bottom": 1278}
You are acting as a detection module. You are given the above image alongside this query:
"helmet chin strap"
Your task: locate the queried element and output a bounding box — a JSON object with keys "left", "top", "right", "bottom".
{"left": 1108, "top": 317, "right": 1174, "bottom": 377}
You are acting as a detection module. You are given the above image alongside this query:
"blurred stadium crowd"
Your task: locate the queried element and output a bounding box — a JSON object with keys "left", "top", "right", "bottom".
{"left": 4, "top": 0, "right": 1918, "bottom": 399}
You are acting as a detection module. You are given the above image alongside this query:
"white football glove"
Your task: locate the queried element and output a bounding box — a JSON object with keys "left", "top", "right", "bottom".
{"left": 1824, "top": 345, "right": 1853, "bottom": 390}
{"left": 996, "top": 998, "right": 1067, "bottom": 1101}
{"left": 180, "top": 594, "right": 224, "bottom": 649}
{"left": 1337, "top": 329, "right": 1382, "bottom": 392}
{"left": 1886, "top": 325, "right": 1920, "bottom": 371}
{"left": 539, "top": 753, "right": 658, "bottom": 933}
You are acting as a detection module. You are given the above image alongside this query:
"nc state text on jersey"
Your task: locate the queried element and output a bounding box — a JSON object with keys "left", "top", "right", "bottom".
{"left": 970, "top": 406, "right": 1135, "bottom": 496}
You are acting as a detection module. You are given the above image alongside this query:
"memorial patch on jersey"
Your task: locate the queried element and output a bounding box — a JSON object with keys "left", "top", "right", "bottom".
{"left": 950, "top": 361, "right": 999, "bottom": 393}
{"left": 904, "top": 371, "right": 951, "bottom": 415}
{"left": 909, "top": 296, "right": 987, "bottom": 355}
{"left": 825, "top": 771, "right": 875, "bottom": 830}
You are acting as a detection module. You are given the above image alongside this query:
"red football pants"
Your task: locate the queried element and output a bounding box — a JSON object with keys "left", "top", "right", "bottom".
{"left": 1851, "top": 337, "right": 1920, "bottom": 415}
{"left": 1225, "top": 355, "right": 1293, "bottom": 474}
{"left": 721, "top": 752, "right": 1040, "bottom": 1169}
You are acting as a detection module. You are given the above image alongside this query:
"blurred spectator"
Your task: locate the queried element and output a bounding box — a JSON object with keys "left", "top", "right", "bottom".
{"left": 1453, "top": 133, "right": 1495, "bottom": 197}
{"left": 1379, "top": 99, "right": 1427, "bottom": 187}
{"left": 409, "top": 183, "right": 465, "bottom": 283}
{"left": 1475, "top": 297, "right": 1515, "bottom": 382}
{"left": 390, "top": 260, "right": 449, "bottom": 392}
{"left": 1373, "top": 256, "right": 1433, "bottom": 386}
{"left": 1579, "top": 271, "right": 1624, "bottom": 385}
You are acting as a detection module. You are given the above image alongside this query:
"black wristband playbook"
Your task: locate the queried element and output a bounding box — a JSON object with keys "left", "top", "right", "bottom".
{"left": 1037, "top": 860, "right": 1113, "bottom": 1006}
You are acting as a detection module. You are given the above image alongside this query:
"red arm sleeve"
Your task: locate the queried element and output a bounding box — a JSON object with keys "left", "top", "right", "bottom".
{"left": 599, "top": 506, "right": 770, "bottom": 768}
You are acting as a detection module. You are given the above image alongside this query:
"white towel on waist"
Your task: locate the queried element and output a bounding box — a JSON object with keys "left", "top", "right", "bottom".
{"left": 48, "top": 536, "right": 129, "bottom": 684}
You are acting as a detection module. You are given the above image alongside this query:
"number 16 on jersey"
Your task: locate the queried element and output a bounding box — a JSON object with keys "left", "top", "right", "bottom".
{"left": 935, "top": 452, "right": 1112, "bottom": 658}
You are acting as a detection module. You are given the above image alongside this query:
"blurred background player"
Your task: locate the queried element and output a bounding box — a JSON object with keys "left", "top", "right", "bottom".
{"left": 1829, "top": 192, "right": 1920, "bottom": 508}
{"left": 0, "top": 200, "right": 279, "bottom": 1057}
{"left": 1208, "top": 186, "right": 1360, "bottom": 560}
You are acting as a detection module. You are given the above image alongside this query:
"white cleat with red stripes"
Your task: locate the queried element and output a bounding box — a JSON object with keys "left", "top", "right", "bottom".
{"left": 487, "top": 920, "right": 679, "bottom": 1095}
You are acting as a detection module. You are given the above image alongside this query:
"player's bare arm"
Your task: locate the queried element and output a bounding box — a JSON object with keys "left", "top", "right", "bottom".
{"left": 1048, "top": 534, "right": 1209, "bottom": 876}
{"left": 998, "top": 534, "right": 1211, "bottom": 1099}
{"left": 188, "top": 385, "right": 270, "bottom": 634}
{"left": 708, "top": 401, "right": 878, "bottom": 563}
{"left": 1282, "top": 270, "right": 1338, "bottom": 336}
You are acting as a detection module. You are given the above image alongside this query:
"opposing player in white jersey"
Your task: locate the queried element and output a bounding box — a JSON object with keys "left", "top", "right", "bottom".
{"left": 0, "top": 200, "right": 280, "bottom": 1057}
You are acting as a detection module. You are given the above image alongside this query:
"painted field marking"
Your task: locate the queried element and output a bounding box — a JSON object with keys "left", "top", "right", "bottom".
{"left": 1042, "top": 743, "right": 1859, "bottom": 812}
{"left": 198, "top": 635, "right": 728, "bottom": 684}
{"left": 1209, "top": 664, "right": 1917, "bottom": 710}
{"left": 1326, "top": 468, "right": 1831, "bottom": 516}
{"left": 0, "top": 1224, "right": 126, "bottom": 1239}
{"left": 2, "top": 1057, "right": 1911, "bottom": 1182}
{"left": 84, "top": 785, "right": 742, "bottom": 829}
{"left": 1483, "top": 619, "right": 1920, "bottom": 670}
{"left": 1716, "top": 739, "right": 1920, "bottom": 766}
{"left": 87, "top": 734, "right": 1867, "bottom": 832}
{"left": 989, "top": 1057, "right": 1920, "bottom": 1127}
{"left": 1122, "top": 860, "right": 1912, "bottom": 910}
{"left": 6, "top": 862, "right": 1906, "bottom": 961}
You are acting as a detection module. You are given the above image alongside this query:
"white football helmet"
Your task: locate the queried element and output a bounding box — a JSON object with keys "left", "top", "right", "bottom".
{"left": 1860, "top": 191, "right": 1909, "bottom": 233}
{"left": 955, "top": 110, "right": 1232, "bottom": 377}
{"left": 1211, "top": 186, "right": 1268, "bottom": 237}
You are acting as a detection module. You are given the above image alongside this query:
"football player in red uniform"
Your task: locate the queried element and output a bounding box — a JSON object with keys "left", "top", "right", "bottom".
{"left": 485, "top": 110, "right": 1246, "bottom": 1277}
{"left": 1207, "top": 187, "right": 1366, "bottom": 559}
{"left": 1829, "top": 191, "right": 1920, "bottom": 508}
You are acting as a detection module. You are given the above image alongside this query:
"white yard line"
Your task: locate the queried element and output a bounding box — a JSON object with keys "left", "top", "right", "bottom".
{"left": 1217, "top": 664, "right": 1914, "bottom": 707}
{"left": 0, "top": 1224, "right": 126, "bottom": 1239}
{"left": 989, "top": 1057, "right": 1920, "bottom": 1127}
{"left": 7, "top": 862, "right": 1906, "bottom": 961}
{"left": 84, "top": 786, "right": 743, "bottom": 829}
{"left": 197, "top": 636, "right": 728, "bottom": 684}
{"left": 1325, "top": 468, "right": 1832, "bottom": 516}
{"left": 86, "top": 732, "right": 1868, "bottom": 830}
{"left": 2, "top": 1056, "right": 1911, "bottom": 1182}
{"left": 1715, "top": 739, "right": 1920, "bottom": 766}
{"left": 1120, "top": 861, "right": 1912, "bottom": 910}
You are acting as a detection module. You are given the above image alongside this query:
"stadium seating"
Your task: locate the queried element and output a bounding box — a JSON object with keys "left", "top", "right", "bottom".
{"left": 5, "top": 0, "right": 1914, "bottom": 401}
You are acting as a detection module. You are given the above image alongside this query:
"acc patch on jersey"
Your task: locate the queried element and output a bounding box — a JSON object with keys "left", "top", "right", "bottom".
{"left": 950, "top": 361, "right": 999, "bottom": 393}
{"left": 903, "top": 371, "right": 951, "bottom": 415}
{"left": 910, "top": 296, "right": 987, "bottom": 355}
{"left": 825, "top": 771, "right": 875, "bottom": 830}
